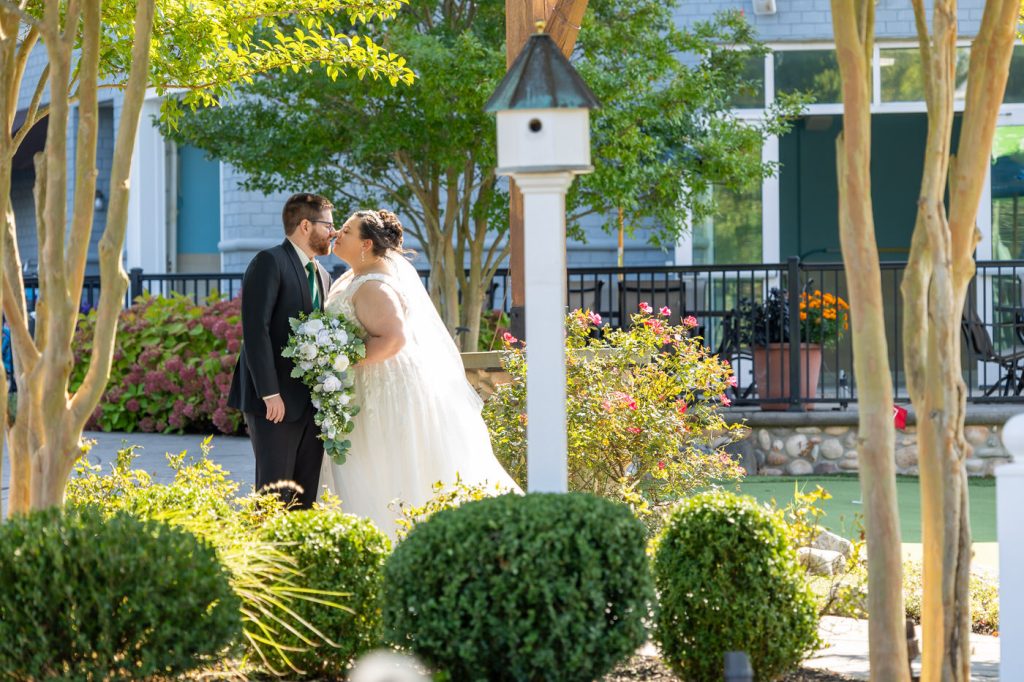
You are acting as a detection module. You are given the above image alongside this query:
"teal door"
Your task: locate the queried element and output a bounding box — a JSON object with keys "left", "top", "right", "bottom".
{"left": 779, "top": 113, "right": 963, "bottom": 263}
{"left": 176, "top": 145, "right": 221, "bottom": 272}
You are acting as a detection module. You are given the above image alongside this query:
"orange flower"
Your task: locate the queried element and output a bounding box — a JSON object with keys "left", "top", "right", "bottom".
{"left": 799, "top": 312, "right": 807, "bottom": 320}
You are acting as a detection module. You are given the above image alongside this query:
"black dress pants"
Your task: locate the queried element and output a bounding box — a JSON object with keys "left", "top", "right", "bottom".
{"left": 245, "top": 404, "right": 322, "bottom": 509}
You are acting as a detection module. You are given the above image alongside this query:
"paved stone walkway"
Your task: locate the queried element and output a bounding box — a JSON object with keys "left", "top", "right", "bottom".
{"left": 0, "top": 432, "right": 1004, "bottom": 679}
{"left": 1, "top": 431, "right": 257, "bottom": 515}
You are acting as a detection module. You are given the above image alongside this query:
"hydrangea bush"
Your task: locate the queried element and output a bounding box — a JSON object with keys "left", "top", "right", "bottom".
{"left": 484, "top": 306, "right": 745, "bottom": 526}
{"left": 71, "top": 292, "right": 243, "bottom": 434}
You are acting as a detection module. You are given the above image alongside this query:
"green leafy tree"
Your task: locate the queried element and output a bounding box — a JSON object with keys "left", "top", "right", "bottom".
{"left": 0, "top": 0, "right": 413, "bottom": 514}
{"left": 167, "top": 0, "right": 802, "bottom": 350}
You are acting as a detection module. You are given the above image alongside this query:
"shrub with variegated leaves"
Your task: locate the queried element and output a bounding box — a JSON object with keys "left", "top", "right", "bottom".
{"left": 484, "top": 305, "right": 745, "bottom": 529}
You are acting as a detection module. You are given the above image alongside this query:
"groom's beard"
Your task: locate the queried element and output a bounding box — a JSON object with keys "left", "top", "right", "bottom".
{"left": 310, "top": 231, "right": 332, "bottom": 256}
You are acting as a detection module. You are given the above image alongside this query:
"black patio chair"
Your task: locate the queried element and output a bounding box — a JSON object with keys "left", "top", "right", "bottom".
{"left": 566, "top": 278, "right": 604, "bottom": 314}
{"left": 962, "top": 305, "right": 1024, "bottom": 396}
{"left": 618, "top": 279, "right": 686, "bottom": 327}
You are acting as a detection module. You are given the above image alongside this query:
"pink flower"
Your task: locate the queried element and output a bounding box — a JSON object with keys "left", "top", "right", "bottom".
{"left": 627, "top": 426, "right": 642, "bottom": 434}
{"left": 125, "top": 399, "right": 140, "bottom": 413}
{"left": 683, "top": 315, "right": 698, "bottom": 328}
{"left": 601, "top": 400, "right": 613, "bottom": 413}
{"left": 720, "top": 394, "right": 732, "bottom": 407}
{"left": 638, "top": 301, "right": 653, "bottom": 314}
{"left": 659, "top": 306, "right": 671, "bottom": 317}
{"left": 609, "top": 391, "right": 637, "bottom": 410}
{"left": 727, "top": 375, "right": 738, "bottom": 387}
{"left": 658, "top": 460, "right": 666, "bottom": 470}
{"left": 588, "top": 311, "right": 602, "bottom": 326}
{"left": 644, "top": 318, "right": 665, "bottom": 334}
{"left": 502, "top": 331, "right": 518, "bottom": 345}
{"left": 677, "top": 401, "right": 688, "bottom": 416}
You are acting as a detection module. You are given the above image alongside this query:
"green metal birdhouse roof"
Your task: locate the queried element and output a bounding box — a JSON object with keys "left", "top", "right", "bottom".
{"left": 484, "top": 29, "right": 599, "bottom": 112}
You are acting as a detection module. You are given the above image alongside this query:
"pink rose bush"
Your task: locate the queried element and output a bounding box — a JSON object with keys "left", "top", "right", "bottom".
{"left": 483, "top": 307, "right": 745, "bottom": 529}
{"left": 71, "top": 293, "right": 244, "bottom": 434}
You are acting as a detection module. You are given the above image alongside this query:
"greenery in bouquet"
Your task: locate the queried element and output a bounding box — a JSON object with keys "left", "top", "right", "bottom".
{"left": 737, "top": 287, "right": 849, "bottom": 348}
{"left": 484, "top": 306, "right": 745, "bottom": 528}
{"left": 283, "top": 311, "right": 365, "bottom": 465}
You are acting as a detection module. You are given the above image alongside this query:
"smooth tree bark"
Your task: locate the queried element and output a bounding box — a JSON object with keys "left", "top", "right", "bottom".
{"left": 0, "top": 0, "right": 156, "bottom": 511}
{"left": 903, "top": 0, "right": 1019, "bottom": 679}
{"left": 830, "top": 1, "right": 909, "bottom": 679}
{"left": 0, "top": 0, "right": 413, "bottom": 514}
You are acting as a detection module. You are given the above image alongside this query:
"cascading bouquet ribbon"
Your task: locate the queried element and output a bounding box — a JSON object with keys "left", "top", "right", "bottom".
{"left": 282, "top": 312, "right": 365, "bottom": 464}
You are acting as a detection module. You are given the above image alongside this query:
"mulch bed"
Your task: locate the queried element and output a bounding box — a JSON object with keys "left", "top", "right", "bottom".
{"left": 604, "top": 655, "right": 860, "bottom": 681}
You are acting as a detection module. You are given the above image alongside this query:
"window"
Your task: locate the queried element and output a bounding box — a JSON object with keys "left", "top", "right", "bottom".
{"left": 1004, "top": 46, "right": 1024, "bottom": 103}
{"left": 879, "top": 47, "right": 970, "bottom": 102}
{"left": 774, "top": 50, "right": 842, "bottom": 104}
{"left": 693, "top": 182, "right": 762, "bottom": 265}
{"left": 730, "top": 54, "right": 766, "bottom": 109}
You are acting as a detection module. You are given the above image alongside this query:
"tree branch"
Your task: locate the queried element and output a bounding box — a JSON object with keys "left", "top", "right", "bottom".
{"left": 71, "top": 0, "right": 156, "bottom": 427}
{"left": 66, "top": 0, "right": 101, "bottom": 316}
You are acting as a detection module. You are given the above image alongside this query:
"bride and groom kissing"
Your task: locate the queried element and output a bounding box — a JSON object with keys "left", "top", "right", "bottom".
{"left": 227, "top": 193, "right": 519, "bottom": 537}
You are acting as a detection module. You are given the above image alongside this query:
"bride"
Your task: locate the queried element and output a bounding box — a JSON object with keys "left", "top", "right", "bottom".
{"left": 318, "top": 209, "right": 520, "bottom": 536}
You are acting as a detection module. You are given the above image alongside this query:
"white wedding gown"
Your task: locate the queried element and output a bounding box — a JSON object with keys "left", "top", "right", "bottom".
{"left": 317, "top": 256, "right": 520, "bottom": 537}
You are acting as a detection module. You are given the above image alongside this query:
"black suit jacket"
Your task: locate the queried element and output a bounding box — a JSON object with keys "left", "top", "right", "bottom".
{"left": 228, "top": 240, "right": 330, "bottom": 421}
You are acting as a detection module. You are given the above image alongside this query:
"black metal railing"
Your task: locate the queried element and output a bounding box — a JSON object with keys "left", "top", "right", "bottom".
{"left": 23, "top": 259, "right": 1024, "bottom": 406}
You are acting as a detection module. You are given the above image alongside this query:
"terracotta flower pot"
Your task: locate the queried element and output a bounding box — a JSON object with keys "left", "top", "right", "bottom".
{"left": 752, "top": 343, "right": 823, "bottom": 411}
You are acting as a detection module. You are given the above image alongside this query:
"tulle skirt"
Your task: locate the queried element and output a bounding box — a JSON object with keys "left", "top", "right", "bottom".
{"left": 318, "top": 346, "right": 520, "bottom": 539}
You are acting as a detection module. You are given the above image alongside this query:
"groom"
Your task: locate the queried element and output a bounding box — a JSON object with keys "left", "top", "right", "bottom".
{"left": 228, "top": 193, "right": 334, "bottom": 509}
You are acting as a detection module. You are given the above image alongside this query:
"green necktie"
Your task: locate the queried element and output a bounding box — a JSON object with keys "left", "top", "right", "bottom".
{"left": 305, "top": 261, "right": 319, "bottom": 309}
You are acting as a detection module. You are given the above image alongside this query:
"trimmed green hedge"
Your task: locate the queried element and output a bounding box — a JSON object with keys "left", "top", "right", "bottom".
{"left": 0, "top": 506, "right": 240, "bottom": 680}
{"left": 383, "top": 492, "right": 653, "bottom": 681}
{"left": 260, "top": 509, "right": 391, "bottom": 677}
{"left": 653, "top": 491, "right": 820, "bottom": 681}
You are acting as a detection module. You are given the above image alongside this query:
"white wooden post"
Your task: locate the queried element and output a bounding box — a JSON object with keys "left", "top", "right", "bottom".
{"left": 515, "top": 172, "right": 575, "bottom": 493}
{"left": 998, "top": 413, "right": 1024, "bottom": 679}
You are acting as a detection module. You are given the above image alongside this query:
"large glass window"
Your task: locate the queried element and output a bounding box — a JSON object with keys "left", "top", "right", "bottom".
{"left": 774, "top": 50, "right": 842, "bottom": 103}
{"left": 730, "top": 54, "right": 766, "bottom": 109}
{"left": 1004, "top": 46, "right": 1024, "bottom": 103}
{"left": 879, "top": 47, "right": 970, "bottom": 102}
{"left": 991, "top": 124, "right": 1024, "bottom": 260}
{"left": 693, "top": 182, "right": 762, "bottom": 265}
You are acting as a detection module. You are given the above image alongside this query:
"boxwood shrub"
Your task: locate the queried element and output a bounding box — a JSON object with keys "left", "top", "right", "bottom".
{"left": 653, "top": 491, "right": 820, "bottom": 681}
{"left": 0, "top": 506, "right": 240, "bottom": 680}
{"left": 260, "top": 509, "right": 391, "bottom": 677}
{"left": 383, "top": 492, "right": 653, "bottom": 682}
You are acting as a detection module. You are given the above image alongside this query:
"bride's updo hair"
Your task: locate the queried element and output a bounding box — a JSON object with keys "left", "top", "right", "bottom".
{"left": 352, "top": 209, "right": 409, "bottom": 257}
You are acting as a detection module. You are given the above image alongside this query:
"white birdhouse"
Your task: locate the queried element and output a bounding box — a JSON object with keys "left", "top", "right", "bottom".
{"left": 484, "top": 24, "right": 600, "bottom": 175}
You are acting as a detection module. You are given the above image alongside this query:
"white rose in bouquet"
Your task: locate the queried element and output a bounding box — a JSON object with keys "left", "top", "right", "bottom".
{"left": 285, "top": 309, "right": 365, "bottom": 465}
{"left": 333, "top": 354, "right": 350, "bottom": 372}
{"left": 299, "top": 318, "right": 324, "bottom": 336}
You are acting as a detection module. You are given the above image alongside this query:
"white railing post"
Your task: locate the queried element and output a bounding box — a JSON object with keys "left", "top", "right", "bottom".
{"left": 998, "top": 413, "right": 1024, "bottom": 679}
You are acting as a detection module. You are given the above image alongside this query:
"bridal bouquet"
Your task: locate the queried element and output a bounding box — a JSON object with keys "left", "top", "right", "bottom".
{"left": 282, "top": 312, "right": 365, "bottom": 464}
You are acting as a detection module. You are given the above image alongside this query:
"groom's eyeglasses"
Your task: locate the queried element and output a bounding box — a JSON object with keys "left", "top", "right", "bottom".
{"left": 309, "top": 219, "right": 335, "bottom": 229}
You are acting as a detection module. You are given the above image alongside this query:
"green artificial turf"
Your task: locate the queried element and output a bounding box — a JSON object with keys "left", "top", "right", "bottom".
{"left": 731, "top": 475, "right": 996, "bottom": 542}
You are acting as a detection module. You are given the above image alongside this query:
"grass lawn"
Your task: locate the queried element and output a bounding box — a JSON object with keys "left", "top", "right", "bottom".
{"left": 732, "top": 475, "right": 997, "bottom": 543}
